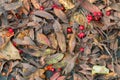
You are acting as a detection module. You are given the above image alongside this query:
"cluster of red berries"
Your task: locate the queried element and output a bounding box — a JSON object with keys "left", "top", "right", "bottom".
{"left": 87, "top": 10, "right": 111, "bottom": 23}
{"left": 67, "top": 25, "right": 85, "bottom": 52}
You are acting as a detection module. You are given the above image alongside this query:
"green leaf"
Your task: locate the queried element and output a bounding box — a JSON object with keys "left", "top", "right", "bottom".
{"left": 45, "top": 53, "right": 64, "bottom": 64}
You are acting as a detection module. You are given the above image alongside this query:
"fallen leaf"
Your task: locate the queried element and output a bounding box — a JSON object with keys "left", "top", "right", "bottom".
{"left": 37, "top": 33, "right": 51, "bottom": 46}
{"left": 110, "top": 3, "right": 120, "bottom": 12}
{"left": 45, "top": 53, "right": 64, "bottom": 64}
{"left": 33, "top": 10, "right": 54, "bottom": 19}
{"left": 31, "top": 0, "right": 40, "bottom": 9}
{"left": 4, "top": 1, "right": 22, "bottom": 10}
{"left": 54, "top": 8, "right": 68, "bottom": 23}
{"left": 50, "top": 72, "right": 60, "bottom": 80}
{"left": 0, "top": 41, "right": 21, "bottom": 60}
{"left": 81, "top": 0, "right": 100, "bottom": 13}
{"left": 105, "top": 72, "right": 117, "bottom": 79}
{"left": 68, "top": 33, "right": 76, "bottom": 54}
{"left": 57, "top": 76, "right": 66, "bottom": 80}
{"left": 92, "top": 65, "right": 109, "bottom": 75}
{"left": 56, "top": 32, "right": 66, "bottom": 53}
{"left": 73, "top": 73, "right": 83, "bottom": 80}
{"left": 71, "top": 12, "right": 86, "bottom": 25}
{"left": 48, "top": 33, "right": 58, "bottom": 49}
{"left": 59, "top": 0, "right": 75, "bottom": 10}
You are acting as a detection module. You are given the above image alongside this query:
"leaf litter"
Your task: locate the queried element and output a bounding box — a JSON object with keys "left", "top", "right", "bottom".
{"left": 0, "top": 0, "right": 120, "bottom": 80}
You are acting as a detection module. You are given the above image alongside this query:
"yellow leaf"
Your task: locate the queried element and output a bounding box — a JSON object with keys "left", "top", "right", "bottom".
{"left": 59, "top": 0, "right": 75, "bottom": 10}
{"left": 0, "top": 41, "right": 21, "bottom": 60}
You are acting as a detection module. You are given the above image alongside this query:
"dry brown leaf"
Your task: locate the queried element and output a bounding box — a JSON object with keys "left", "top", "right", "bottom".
{"left": 0, "top": 41, "right": 21, "bottom": 60}
{"left": 4, "top": 1, "right": 22, "bottom": 10}
{"left": 50, "top": 72, "right": 60, "bottom": 80}
{"left": 73, "top": 73, "right": 83, "bottom": 80}
{"left": 54, "top": 8, "right": 68, "bottom": 23}
{"left": 105, "top": 72, "right": 117, "bottom": 79}
{"left": 29, "top": 69, "right": 45, "bottom": 79}
{"left": 99, "top": 55, "right": 110, "bottom": 60}
{"left": 56, "top": 32, "right": 66, "bottom": 53}
{"left": 59, "top": 0, "right": 75, "bottom": 9}
{"left": 110, "top": 3, "right": 120, "bottom": 12}
{"left": 37, "top": 33, "right": 51, "bottom": 46}
{"left": 68, "top": 33, "right": 76, "bottom": 54}
{"left": 110, "top": 39, "right": 118, "bottom": 51}
{"left": 23, "top": 0, "right": 30, "bottom": 11}
{"left": 81, "top": 0, "right": 100, "bottom": 13}
{"left": 33, "top": 10, "right": 54, "bottom": 19}
{"left": 48, "top": 33, "right": 58, "bottom": 49}
{"left": 31, "top": 0, "right": 40, "bottom": 9}
{"left": 57, "top": 76, "right": 66, "bottom": 80}
{"left": 88, "top": 0, "right": 97, "bottom": 3}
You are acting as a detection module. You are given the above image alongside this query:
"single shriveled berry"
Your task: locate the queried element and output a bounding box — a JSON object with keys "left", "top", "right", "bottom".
{"left": 8, "top": 28, "right": 14, "bottom": 33}
{"left": 106, "top": 10, "right": 111, "bottom": 16}
{"left": 78, "top": 32, "right": 85, "bottom": 38}
{"left": 67, "top": 27, "right": 72, "bottom": 33}
{"left": 11, "top": 77, "right": 15, "bottom": 80}
{"left": 79, "top": 25, "right": 85, "bottom": 30}
{"left": 79, "top": 47, "right": 84, "bottom": 52}
{"left": 40, "top": 6, "right": 44, "bottom": 10}
{"left": 51, "top": 68, "right": 55, "bottom": 72}
{"left": 13, "top": 42, "right": 17, "bottom": 47}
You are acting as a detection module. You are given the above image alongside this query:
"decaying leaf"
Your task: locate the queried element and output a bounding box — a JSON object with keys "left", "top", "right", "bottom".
{"left": 45, "top": 53, "right": 64, "bottom": 64}
{"left": 105, "top": 72, "right": 117, "bottom": 79}
{"left": 50, "top": 72, "right": 60, "bottom": 80}
{"left": 56, "top": 32, "right": 66, "bottom": 53}
{"left": 81, "top": 0, "right": 100, "bottom": 13}
{"left": 31, "top": 0, "right": 40, "bottom": 9}
{"left": 71, "top": 12, "right": 86, "bottom": 25}
{"left": 54, "top": 8, "right": 68, "bottom": 23}
{"left": 0, "top": 41, "right": 21, "bottom": 60}
{"left": 4, "top": 1, "right": 22, "bottom": 10}
{"left": 33, "top": 10, "right": 54, "bottom": 19}
{"left": 37, "top": 33, "right": 51, "bottom": 46}
{"left": 92, "top": 65, "right": 109, "bottom": 75}
{"left": 63, "top": 54, "right": 78, "bottom": 74}
{"left": 48, "top": 33, "right": 58, "bottom": 49}
{"left": 68, "top": 33, "right": 76, "bottom": 54}
{"left": 110, "top": 3, "right": 120, "bottom": 12}
{"left": 73, "top": 73, "right": 83, "bottom": 80}
{"left": 29, "top": 69, "right": 45, "bottom": 79}
{"left": 59, "top": 0, "right": 75, "bottom": 9}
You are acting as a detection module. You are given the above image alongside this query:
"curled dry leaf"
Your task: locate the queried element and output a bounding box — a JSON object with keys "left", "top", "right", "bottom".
{"left": 81, "top": 0, "right": 100, "bottom": 13}
{"left": 31, "top": 0, "right": 40, "bottom": 9}
{"left": 4, "top": 1, "right": 22, "bottom": 10}
{"left": 54, "top": 8, "right": 68, "bottom": 23}
{"left": 23, "top": 0, "right": 30, "bottom": 11}
{"left": 71, "top": 12, "right": 86, "bottom": 25}
{"left": 69, "top": 33, "right": 76, "bottom": 54}
{"left": 56, "top": 32, "right": 66, "bottom": 53}
{"left": 45, "top": 53, "right": 64, "bottom": 64}
{"left": 48, "top": 33, "right": 58, "bottom": 49}
{"left": 0, "top": 41, "right": 21, "bottom": 60}
{"left": 53, "top": 20, "right": 62, "bottom": 32}
{"left": 59, "top": 0, "right": 75, "bottom": 10}
{"left": 33, "top": 10, "right": 54, "bottom": 19}
{"left": 37, "top": 33, "right": 51, "bottom": 46}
